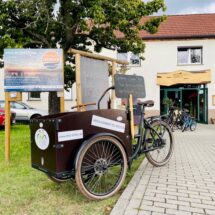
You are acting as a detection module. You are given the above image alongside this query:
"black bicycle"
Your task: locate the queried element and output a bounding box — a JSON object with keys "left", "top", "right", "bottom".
{"left": 162, "top": 106, "right": 178, "bottom": 131}
{"left": 131, "top": 100, "right": 174, "bottom": 166}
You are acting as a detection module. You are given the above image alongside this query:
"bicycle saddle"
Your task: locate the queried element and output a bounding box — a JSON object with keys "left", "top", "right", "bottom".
{"left": 137, "top": 100, "right": 154, "bottom": 107}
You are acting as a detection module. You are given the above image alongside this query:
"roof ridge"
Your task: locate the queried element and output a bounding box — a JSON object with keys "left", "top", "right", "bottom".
{"left": 164, "top": 13, "right": 215, "bottom": 17}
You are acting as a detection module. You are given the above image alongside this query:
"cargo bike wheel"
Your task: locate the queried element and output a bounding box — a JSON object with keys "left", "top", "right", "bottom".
{"left": 75, "top": 136, "right": 128, "bottom": 200}
{"left": 145, "top": 120, "right": 174, "bottom": 167}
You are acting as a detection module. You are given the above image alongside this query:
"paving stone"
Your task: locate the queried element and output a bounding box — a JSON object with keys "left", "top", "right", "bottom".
{"left": 153, "top": 202, "right": 177, "bottom": 210}
{"left": 138, "top": 210, "right": 151, "bottom": 215}
{"left": 166, "top": 199, "right": 190, "bottom": 207}
{"left": 202, "top": 200, "right": 215, "bottom": 206}
{"left": 127, "top": 199, "right": 141, "bottom": 209}
{"left": 124, "top": 208, "right": 138, "bottom": 215}
{"left": 205, "top": 209, "right": 215, "bottom": 215}
{"left": 156, "top": 193, "right": 177, "bottom": 200}
{"left": 191, "top": 202, "right": 215, "bottom": 210}
{"left": 141, "top": 200, "right": 153, "bottom": 206}
{"left": 179, "top": 205, "right": 204, "bottom": 213}
{"left": 166, "top": 209, "right": 192, "bottom": 215}
{"left": 178, "top": 196, "right": 201, "bottom": 204}
{"left": 139, "top": 205, "right": 165, "bottom": 213}
{"left": 143, "top": 196, "right": 165, "bottom": 203}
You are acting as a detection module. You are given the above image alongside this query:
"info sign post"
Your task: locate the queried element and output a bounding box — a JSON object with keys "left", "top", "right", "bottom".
{"left": 4, "top": 48, "right": 64, "bottom": 161}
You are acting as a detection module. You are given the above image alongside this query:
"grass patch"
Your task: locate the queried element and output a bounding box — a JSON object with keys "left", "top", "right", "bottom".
{"left": 0, "top": 125, "right": 144, "bottom": 215}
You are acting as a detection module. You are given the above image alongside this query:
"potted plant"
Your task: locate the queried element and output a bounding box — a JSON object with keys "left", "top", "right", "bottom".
{"left": 163, "top": 98, "right": 174, "bottom": 114}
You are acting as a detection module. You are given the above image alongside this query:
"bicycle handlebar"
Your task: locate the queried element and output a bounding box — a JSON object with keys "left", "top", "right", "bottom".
{"left": 98, "top": 86, "right": 115, "bottom": 110}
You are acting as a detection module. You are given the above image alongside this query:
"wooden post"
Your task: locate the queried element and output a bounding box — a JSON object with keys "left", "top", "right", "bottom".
{"left": 129, "top": 94, "right": 134, "bottom": 139}
{"left": 75, "top": 53, "right": 82, "bottom": 111}
{"left": 60, "top": 92, "right": 65, "bottom": 112}
{"left": 5, "top": 92, "right": 11, "bottom": 162}
{"left": 60, "top": 53, "right": 65, "bottom": 112}
{"left": 111, "top": 61, "right": 116, "bottom": 109}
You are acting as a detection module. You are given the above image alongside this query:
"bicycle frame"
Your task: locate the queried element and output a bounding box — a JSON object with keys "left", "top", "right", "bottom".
{"left": 130, "top": 105, "right": 166, "bottom": 160}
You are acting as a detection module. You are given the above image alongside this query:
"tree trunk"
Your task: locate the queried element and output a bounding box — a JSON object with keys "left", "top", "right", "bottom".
{"left": 48, "top": 91, "right": 60, "bottom": 114}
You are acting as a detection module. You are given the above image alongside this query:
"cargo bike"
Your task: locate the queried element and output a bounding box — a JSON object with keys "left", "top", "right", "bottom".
{"left": 30, "top": 74, "right": 174, "bottom": 200}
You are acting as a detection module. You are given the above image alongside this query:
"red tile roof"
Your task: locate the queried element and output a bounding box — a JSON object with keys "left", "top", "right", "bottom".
{"left": 116, "top": 14, "right": 215, "bottom": 40}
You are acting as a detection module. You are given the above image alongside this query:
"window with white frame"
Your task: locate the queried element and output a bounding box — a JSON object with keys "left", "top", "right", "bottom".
{"left": 28, "top": 92, "right": 41, "bottom": 100}
{"left": 117, "top": 52, "right": 141, "bottom": 66}
{"left": 177, "top": 47, "right": 202, "bottom": 65}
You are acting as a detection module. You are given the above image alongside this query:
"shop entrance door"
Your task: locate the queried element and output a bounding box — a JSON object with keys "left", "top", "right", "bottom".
{"left": 160, "top": 85, "right": 208, "bottom": 123}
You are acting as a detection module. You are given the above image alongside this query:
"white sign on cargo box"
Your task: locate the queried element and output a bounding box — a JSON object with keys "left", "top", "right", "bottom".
{"left": 58, "top": 130, "right": 83, "bottom": 142}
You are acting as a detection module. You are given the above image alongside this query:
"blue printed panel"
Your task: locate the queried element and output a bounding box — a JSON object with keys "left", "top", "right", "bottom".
{"left": 4, "top": 49, "right": 64, "bottom": 92}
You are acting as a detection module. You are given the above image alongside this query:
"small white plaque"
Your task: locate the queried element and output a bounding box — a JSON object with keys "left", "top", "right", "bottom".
{"left": 10, "top": 92, "right": 17, "bottom": 98}
{"left": 58, "top": 130, "right": 83, "bottom": 142}
{"left": 91, "top": 115, "right": 125, "bottom": 133}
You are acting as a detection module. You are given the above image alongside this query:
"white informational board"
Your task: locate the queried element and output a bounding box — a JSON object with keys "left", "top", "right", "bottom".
{"left": 4, "top": 49, "right": 64, "bottom": 92}
{"left": 80, "top": 56, "right": 109, "bottom": 110}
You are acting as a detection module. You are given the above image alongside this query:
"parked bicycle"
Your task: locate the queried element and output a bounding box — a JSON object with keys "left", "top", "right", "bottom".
{"left": 181, "top": 110, "right": 197, "bottom": 132}
{"left": 163, "top": 107, "right": 197, "bottom": 132}
{"left": 162, "top": 106, "right": 180, "bottom": 131}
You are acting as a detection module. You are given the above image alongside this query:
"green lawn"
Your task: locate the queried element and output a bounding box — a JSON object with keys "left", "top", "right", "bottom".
{"left": 0, "top": 125, "right": 144, "bottom": 215}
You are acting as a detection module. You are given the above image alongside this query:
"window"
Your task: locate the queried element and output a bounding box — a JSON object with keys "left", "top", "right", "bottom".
{"left": 117, "top": 52, "right": 141, "bottom": 66}
{"left": 28, "top": 92, "right": 41, "bottom": 100}
{"left": 11, "top": 102, "right": 26, "bottom": 109}
{"left": 0, "top": 101, "right": 4, "bottom": 108}
{"left": 177, "top": 47, "right": 202, "bottom": 65}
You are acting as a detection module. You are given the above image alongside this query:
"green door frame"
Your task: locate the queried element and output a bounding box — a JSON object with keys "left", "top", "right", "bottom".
{"left": 198, "top": 88, "right": 208, "bottom": 124}
{"left": 161, "top": 87, "right": 208, "bottom": 123}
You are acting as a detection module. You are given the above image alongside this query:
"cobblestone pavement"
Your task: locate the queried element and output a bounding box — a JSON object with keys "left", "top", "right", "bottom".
{"left": 111, "top": 124, "right": 215, "bottom": 215}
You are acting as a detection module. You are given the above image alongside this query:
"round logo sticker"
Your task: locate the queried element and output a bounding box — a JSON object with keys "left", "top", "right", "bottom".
{"left": 35, "top": 129, "right": 49, "bottom": 150}
{"left": 42, "top": 51, "right": 60, "bottom": 69}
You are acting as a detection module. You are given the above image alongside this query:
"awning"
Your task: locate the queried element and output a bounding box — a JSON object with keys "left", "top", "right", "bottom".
{"left": 157, "top": 70, "right": 211, "bottom": 86}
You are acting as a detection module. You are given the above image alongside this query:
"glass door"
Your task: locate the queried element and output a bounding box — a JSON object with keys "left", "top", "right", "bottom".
{"left": 181, "top": 89, "right": 198, "bottom": 119}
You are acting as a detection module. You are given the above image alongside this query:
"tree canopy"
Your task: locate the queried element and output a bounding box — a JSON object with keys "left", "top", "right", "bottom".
{"left": 0, "top": 0, "right": 166, "bottom": 112}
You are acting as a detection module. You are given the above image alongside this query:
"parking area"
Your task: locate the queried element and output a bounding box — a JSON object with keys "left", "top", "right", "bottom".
{"left": 111, "top": 124, "right": 215, "bottom": 215}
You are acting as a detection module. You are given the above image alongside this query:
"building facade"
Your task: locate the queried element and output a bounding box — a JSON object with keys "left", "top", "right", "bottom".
{"left": 111, "top": 14, "right": 215, "bottom": 123}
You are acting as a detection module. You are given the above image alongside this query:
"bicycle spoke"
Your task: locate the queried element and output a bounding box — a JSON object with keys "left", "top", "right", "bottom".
{"left": 78, "top": 138, "right": 126, "bottom": 197}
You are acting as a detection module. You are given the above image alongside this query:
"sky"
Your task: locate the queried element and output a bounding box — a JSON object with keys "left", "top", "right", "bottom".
{"left": 164, "top": 0, "right": 215, "bottom": 15}
{"left": 54, "top": 1, "right": 215, "bottom": 17}
{"left": 54, "top": 1, "right": 215, "bottom": 16}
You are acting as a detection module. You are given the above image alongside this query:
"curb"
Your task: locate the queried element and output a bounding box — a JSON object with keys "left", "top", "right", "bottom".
{"left": 110, "top": 158, "right": 149, "bottom": 215}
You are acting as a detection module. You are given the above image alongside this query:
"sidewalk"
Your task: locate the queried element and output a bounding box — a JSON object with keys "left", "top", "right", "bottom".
{"left": 111, "top": 124, "right": 215, "bottom": 215}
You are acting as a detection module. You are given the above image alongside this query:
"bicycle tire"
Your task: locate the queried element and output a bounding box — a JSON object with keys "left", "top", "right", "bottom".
{"left": 75, "top": 136, "right": 127, "bottom": 200}
{"left": 145, "top": 120, "right": 174, "bottom": 167}
{"left": 190, "top": 121, "right": 197, "bottom": 131}
{"left": 182, "top": 123, "right": 185, "bottom": 132}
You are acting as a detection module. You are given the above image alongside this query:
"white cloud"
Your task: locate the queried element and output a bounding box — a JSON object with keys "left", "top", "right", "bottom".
{"left": 178, "top": 2, "right": 215, "bottom": 14}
